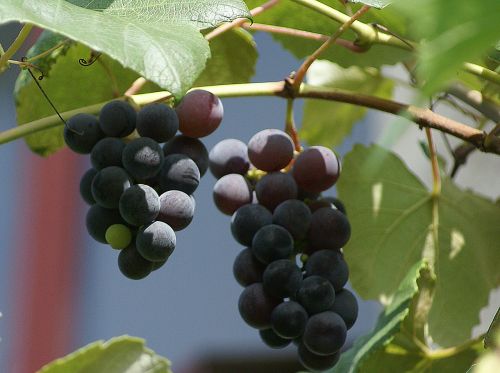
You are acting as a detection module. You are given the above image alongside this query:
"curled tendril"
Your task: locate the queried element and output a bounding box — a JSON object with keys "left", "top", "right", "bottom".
{"left": 79, "top": 51, "right": 102, "bottom": 66}
{"left": 20, "top": 56, "right": 82, "bottom": 135}
{"left": 20, "top": 57, "right": 45, "bottom": 80}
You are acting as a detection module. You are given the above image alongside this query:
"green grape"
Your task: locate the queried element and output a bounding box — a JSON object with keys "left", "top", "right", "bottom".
{"left": 105, "top": 224, "right": 132, "bottom": 249}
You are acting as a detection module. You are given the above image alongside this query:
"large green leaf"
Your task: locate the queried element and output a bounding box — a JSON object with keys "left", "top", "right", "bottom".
{"left": 244, "top": 0, "right": 411, "bottom": 68}
{"left": 66, "top": 0, "right": 250, "bottom": 29}
{"left": 393, "top": 0, "right": 500, "bottom": 94}
{"left": 0, "top": 0, "right": 249, "bottom": 96}
{"left": 301, "top": 60, "right": 394, "bottom": 147}
{"left": 337, "top": 144, "right": 500, "bottom": 347}
{"left": 37, "top": 336, "right": 171, "bottom": 373}
{"left": 14, "top": 31, "right": 160, "bottom": 156}
{"left": 194, "top": 28, "right": 257, "bottom": 86}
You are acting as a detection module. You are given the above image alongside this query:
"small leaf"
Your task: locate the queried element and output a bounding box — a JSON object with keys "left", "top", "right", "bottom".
{"left": 485, "top": 308, "right": 500, "bottom": 349}
{"left": 301, "top": 60, "right": 394, "bottom": 147}
{"left": 14, "top": 31, "right": 160, "bottom": 156}
{"left": 337, "top": 144, "right": 500, "bottom": 347}
{"left": 194, "top": 28, "right": 257, "bottom": 86}
{"left": 393, "top": 0, "right": 500, "bottom": 94}
{"left": 37, "top": 336, "right": 171, "bottom": 373}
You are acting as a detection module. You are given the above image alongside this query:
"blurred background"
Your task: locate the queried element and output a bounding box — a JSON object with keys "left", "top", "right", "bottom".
{"left": 0, "top": 22, "right": 498, "bottom": 373}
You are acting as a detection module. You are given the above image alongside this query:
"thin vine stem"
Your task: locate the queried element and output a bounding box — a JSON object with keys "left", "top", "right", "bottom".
{"left": 26, "top": 39, "right": 69, "bottom": 62}
{"left": 205, "top": 0, "right": 280, "bottom": 41}
{"left": 285, "top": 98, "right": 301, "bottom": 151}
{"left": 241, "top": 22, "right": 365, "bottom": 52}
{"left": 0, "top": 23, "right": 34, "bottom": 69}
{"left": 292, "top": 5, "right": 371, "bottom": 91}
{"left": 425, "top": 128, "right": 441, "bottom": 196}
{"left": 2, "top": 81, "right": 498, "bottom": 155}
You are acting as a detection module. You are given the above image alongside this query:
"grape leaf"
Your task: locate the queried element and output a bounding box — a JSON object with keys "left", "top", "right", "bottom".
{"left": 66, "top": 0, "right": 250, "bottom": 29}
{"left": 37, "top": 336, "right": 171, "bottom": 373}
{"left": 194, "top": 28, "right": 257, "bottom": 86}
{"left": 350, "top": 0, "right": 393, "bottom": 9}
{"left": 14, "top": 31, "right": 160, "bottom": 156}
{"left": 392, "top": 0, "right": 500, "bottom": 94}
{"left": 0, "top": 0, "right": 249, "bottom": 96}
{"left": 244, "top": 0, "right": 411, "bottom": 68}
{"left": 301, "top": 60, "right": 394, "bottom": 147}
{"left": 337, "top": 144, "right": 500, "bottom": 347}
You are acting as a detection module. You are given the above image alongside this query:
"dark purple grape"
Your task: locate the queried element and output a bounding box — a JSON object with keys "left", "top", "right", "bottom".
{"left": 157, "top": 190, "right": 195, "bottom": 231}
{"left": 119, "top": 184, "right": 160, "bottom": 226}
{"left": 238, "top": 283, "right": 281, "bottom": 329}
{"left": 297, "top": 276, "right": 335, "bottom": 315}
{"left": 99, "top": 100, "right": 136, "bottom": 137}
{"left": 230, "top": 204, "right": 272, "bottom": 246}
{"left": 305, "top": 250, "right": 349, "bottom": 292}
{"left": 118, "top": 243, "right": 154, "bottom": 280}
{"left": 297, "top": 343, "right": 340, "bottom": 372}
{"left": 86, "top": 205, "right": 126, "bottom": 243}
{"left": 255, "top": 172, "right": 298, "bottom": 212}
{"left": 262, "top": 259, "right": 302, "bottom": 298}
{"left": 209, "top": 138, "right": 250, "bottom": 179}
{"left": 163, "top": 135, "right": 209, "bottom": 176}
{"left": 293, "top": 146, "right": 340, "bottom": 193}
{"left": 151, "top": 258, "right": 167, "bottom": 271}
{"left": 273, "top": 199, "right": 311, "bottom": 240}
{"left": 303, "top": 311, "right": 347, "bottom": 355}
{"left": 259, "top": 329, "right": 291, "bottom": 349}
{"left": 330, "top": 289, "right": 358, "bottom": 330}
{"left": 90, "top": 137, "right": 126, "bottom": 170}
{"left": 322, "top": 196, "right": 347, "bottom": 215}
{"left": 80, "top": 168, "right": 98, "bottom": 205}
{"left": 159, "top": 154, "right": 200, "bottom": 194}
{"left": 247, "top": 129, "right": 294, "bottom": 171}
{"left": 122, "top": 137, "right": 164, "bottom": 181}
{"left": 251, "top": 224, "right": 294, "bottom": 264}
{"left": 136, "top": 103, "right": 178, "bottom": 143}
{"left": 136, "top": 221, "right": 176, "bottom": 262}
{"left": 308, "top": 207, "right": 351, "bottom": 251}
{"left": 176, "top": 90, "right": 223, "bottom": 138}
{"left": 91, "top": 166, "right": 131, "bottom": 209}
{"left": 271, "top": 301, "right": 308, "bottom": 339}
{"left": 233, "top": 248, "right": 266, "bottom": 287}
{"left": 64, "top": 113, "right": 104, "bottom": 154}
{"left": 213, "top": 174, "right": 252, "bottom": 215}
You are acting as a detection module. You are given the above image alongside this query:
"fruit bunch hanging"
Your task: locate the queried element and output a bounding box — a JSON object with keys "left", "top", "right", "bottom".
{"left": 209, "top": 129, "right": 358, "bottom": 372}
{"left": 64, "top": 90, "right": 222, "bottom": 279}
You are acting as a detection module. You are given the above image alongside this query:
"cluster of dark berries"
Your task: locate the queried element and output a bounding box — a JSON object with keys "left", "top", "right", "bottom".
{"left": 208, "top": 129, "right": 358, "bottom": 372}
{"left": 63, "top": 90, "right": 223, "bottom": 279}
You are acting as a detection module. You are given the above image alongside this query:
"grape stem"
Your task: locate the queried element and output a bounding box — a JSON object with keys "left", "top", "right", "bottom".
{"left": 291, "top": 5, "right": 371, "bottom": 91}
{"left": 285, "top": 98, "right": 301, "bottom": 151}
{"left": 0, "top": 23, "right": 34, "bottom": 71}
{"left": 241, "top": 23, "right": 365, "bottom": 53}
{"left": 425, "top": 128, "right": 441, "bottom": 196}
{"left": 1, "top": 81, "right": 499, "bottom": 155}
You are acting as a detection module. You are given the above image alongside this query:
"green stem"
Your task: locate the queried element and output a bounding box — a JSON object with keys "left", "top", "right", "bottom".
{"left": 285, "top": 98, "right": 301, "bottom": 151}
{"left": 1, "top": 82, "right": 496, "bottom": 154}
{"left": 290, "top": 0, "right": 414, "bottom": 50}
{"left": 426, "top": 334, "right": 484, "bottom": 360}
{"left": 463, "top": 62, "right": 500, "bottom": 86}
{"left": 0, "top": 23, "right": 34, "bottom": 70}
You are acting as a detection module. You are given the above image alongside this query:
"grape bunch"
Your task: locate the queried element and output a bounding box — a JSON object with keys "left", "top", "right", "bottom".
{"left": 209, "top": 129, "right": 358, "bottom": 372}
{"left": 63, "top": 90, "right": 223, "bottom": 279}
